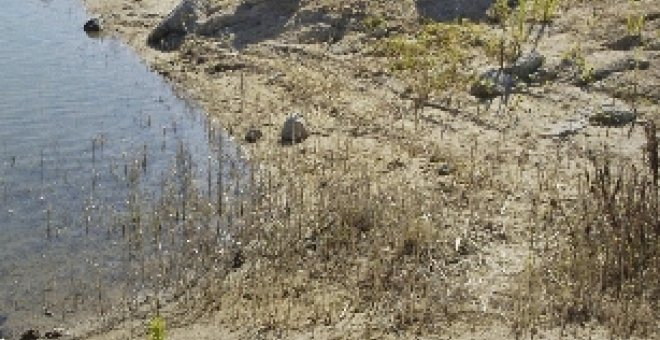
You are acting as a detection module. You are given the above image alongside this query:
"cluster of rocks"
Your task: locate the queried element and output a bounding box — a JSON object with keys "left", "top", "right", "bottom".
{"left": 244, "top": 114, "right": 309, "bottom": 145}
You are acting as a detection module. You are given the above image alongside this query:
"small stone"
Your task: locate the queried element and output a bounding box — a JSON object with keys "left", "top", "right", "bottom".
{"left": 244, "top": 128, "right": 262, "bottom": 143}
{"left": 20, "top": 330, "right": 40, "bottom": 340}
{"left": 83, "top": 18, "right": 101, "bottom": 33}
{"left": 437, "top": 163, "right": 453, "bottom": 176}
{"left": 281, "top": 114, "right": 309, "bottom": 144}
{"left": 231, "top": 248, "right": 244, "bottom": 269}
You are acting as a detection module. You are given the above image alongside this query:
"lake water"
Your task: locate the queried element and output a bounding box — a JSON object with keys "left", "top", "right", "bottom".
{"left": 0, "top": 0, "right": 247, "bottom": 337}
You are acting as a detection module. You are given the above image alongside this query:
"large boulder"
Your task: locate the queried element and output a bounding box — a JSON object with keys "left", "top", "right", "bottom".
{"left": 147, "top": 0, "right": 207, "bottom": 51}
{"left": 281, "top": 114, "right": 309, "bottom": 144}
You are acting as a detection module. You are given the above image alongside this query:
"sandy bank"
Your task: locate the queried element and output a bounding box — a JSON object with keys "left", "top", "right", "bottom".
{"left": 77, "top": 0, "right": 659, "bottom": 339}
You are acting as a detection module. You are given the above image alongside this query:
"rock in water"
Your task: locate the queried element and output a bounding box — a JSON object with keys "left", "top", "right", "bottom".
{"left": 83, "top": 18, "right": 101, "bottom": 32}
{"left": 244, "top": 128, "right": 262, "bottom": 143}
{"left": 281, "top": 114, "right": 309, "bottom": 144}
{"left": 509, "top": 51, "right": 544, "bottom": 80}
{"left": 470, "top": 69, "right": 515, "bottom": 99}
{"left": 147, "top": 0, "right": 205, "bottom": 50}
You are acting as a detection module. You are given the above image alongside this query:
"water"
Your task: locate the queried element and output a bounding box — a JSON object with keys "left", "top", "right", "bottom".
{"left": 0, "top": 0, "right": 248, "bottom": 337}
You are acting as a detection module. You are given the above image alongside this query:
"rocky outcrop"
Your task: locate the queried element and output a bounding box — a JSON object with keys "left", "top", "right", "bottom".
{"left": 147, "top": 0, "right": 208, "bottom": 51}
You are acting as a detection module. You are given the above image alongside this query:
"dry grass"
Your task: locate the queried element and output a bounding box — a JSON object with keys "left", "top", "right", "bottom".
{"left": 513, "top": 122, "right": 659, "bottom": 338}
{"left": 72, "top": 0, "right": 660, "bottom": 339}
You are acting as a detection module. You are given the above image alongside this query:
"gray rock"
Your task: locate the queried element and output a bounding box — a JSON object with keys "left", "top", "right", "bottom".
{"left": 588, "top": 102, "right": 636, "bottom": 127}
{"left": 508, "top": 51, "right": 544, "bottom": 80}
{"left": 244, "top": 128, "right": 262, "bottom": 143}
{"left": 470, "top": 69, "right": 515, "bottom": 98}
{"left": 147, "top": 0, "right": 206, "bottom": 51}
{"left": 281, "top": 114, "right": 309, "bottom": 144}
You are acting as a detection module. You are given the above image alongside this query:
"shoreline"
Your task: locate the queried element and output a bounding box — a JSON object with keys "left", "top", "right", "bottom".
{"left": 78, "top": 0, "right": 659, "bottom": 339}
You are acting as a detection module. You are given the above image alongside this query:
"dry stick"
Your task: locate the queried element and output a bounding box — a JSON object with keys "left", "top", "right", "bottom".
{"left": 218, "top": 132, "right": 224, "bottom": 218}
{"left": 240, "top": 71, "right": 245, "bottom": 114}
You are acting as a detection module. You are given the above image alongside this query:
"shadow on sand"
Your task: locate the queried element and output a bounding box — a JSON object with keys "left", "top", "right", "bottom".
{"left": 199, "top": 0, "right": 301, "bottom": 50}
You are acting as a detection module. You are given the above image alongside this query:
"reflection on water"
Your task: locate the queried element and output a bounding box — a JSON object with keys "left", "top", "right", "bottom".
{"left": 0, "top": 0, "right": 247, "bottom": 337}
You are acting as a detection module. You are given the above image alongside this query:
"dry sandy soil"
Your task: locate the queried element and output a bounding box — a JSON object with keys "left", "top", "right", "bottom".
{"left": 68, "top": 0, "right": 659, "bottom": 339}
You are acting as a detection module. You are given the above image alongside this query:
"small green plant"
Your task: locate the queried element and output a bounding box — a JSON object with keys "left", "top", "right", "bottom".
{"left": 626, "top": 13, "right": 645, "bottom": 37}
{"left": 532, "top": 0, "right": 561, "bottom": 23}
{"left": 363, "top": 15, "right": 386, "bottom": 31}
{"left": 492, "top": 0, "right": 512, "bottom": 25}
{"left": 378, "top": 21, "right": 488, "bottom": 115}
{"left": 562, "top": 43, "right": 593, "bottom": 84}
{"left": 512, "top": 0, "right": 529, "bottom": 57}
{"left": 148, "top": 315, "right": 166, "bottom": 340}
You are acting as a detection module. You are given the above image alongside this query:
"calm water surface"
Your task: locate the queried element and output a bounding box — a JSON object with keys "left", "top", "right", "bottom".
{"left": 0, "top": 0, "right": 245, "bottom": 337}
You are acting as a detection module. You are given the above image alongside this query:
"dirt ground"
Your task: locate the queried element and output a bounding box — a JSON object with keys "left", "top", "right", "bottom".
{"left": 74, "top": 0, "right": 658, "bottom": 339}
